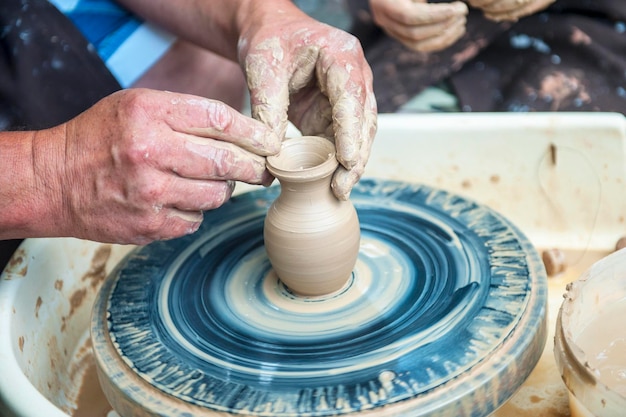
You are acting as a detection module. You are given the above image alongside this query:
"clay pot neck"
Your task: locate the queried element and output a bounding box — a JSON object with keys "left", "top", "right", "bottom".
{"left": 266, "top": 136, "right": 338, "bottom": 186}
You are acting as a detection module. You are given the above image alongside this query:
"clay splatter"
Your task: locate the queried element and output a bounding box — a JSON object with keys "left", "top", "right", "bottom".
{"left": 35, "top": 296, "right": 42, "bottom": 318}
{"left": 3, "top": 248, "right": 28, "bottom": 278}
{"left": 61, "top": 288, "right": 87, "bottom": 332}
{"left": 81, "top": 245, "right": 112, "bottom": 289}
{"left": 549, "top": 143, "right": 557, "bottom": 166}
{"left": 69, "top": 289, "right": 87, "bottom": 318}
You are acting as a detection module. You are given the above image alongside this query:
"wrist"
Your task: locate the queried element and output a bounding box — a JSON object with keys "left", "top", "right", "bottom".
{"left": 234, "top": 0, "right": 305, "bottom": 51}
{"left": 0, "top": 126, "right": 68, "bottom": 239}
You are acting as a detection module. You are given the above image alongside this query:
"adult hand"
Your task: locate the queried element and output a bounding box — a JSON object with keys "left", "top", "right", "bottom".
{"left": 8, "top": 89, "right": 280, "bottom": 244}
{"left": 467, "top": 0, "right": 556, "bottom": 21}
{"left": 237, "top": 2, "right": 377, "bottom": 200}
{"left": 371, "top": 0, "right": 468, "bottom": 52}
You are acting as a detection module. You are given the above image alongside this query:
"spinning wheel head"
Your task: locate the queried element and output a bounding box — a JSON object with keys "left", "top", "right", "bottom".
{"left": 92, "top": 179, "right": 547, "bottom": 417}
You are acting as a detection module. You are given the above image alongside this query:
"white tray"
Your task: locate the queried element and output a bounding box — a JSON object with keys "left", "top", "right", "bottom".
{"left": 1, "top": 112, "right": 625, "bottom": 417}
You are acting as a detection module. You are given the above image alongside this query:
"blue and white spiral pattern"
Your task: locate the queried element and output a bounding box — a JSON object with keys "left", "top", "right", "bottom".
{"left": 100, "top": 179, "right": 547, "bottom": 416}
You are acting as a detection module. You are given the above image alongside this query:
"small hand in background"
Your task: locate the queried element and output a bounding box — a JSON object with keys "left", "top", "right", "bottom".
{"left": 467, "top": 0, "right": 556, "bottom": 22}
{"left": 370, "top": 0, "right": 469, "bottom": 52}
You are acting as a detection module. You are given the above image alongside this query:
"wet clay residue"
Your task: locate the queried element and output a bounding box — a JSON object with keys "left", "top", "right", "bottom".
{"left": 549, "top": 143, "right": 558, "bottom": 166}
{"left": 60, "top": 245, "right": 111, "bottom": 332}
{"left": 35, "top": 296, "right": 43, "bottom": 318}
{"left": 575, "top": 301, "right": 626, "bottom": 397}
{"left": 61, "top": 289, "right": 87, "bottom": 332}
{"left": 495, "top": 383, "right": 570, "bottom": 417}
{"left": 82, "top": 245, "right": 112, "bottom": 289}
{"left": 70, "top": 337, "right": 114, "bottom": 417}
{"left": 542, "top": 248, "right": 567, "bottom": 277}
{"left": 46, "top": 336, "right": 65, "bottom": 380}
{"left": 54, "top": 279, "right": 64, "bottom": 291}
{"left": 69, "top": 289, "right": 87, "bottom": 317}
{"left": 73, "top": 361, "right": 114, "bottom": 417}
{"left": 3, "top": 248, "right": 28, "bottom": 278}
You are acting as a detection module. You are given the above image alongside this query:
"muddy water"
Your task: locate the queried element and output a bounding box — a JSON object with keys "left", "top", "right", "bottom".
{"left": 69, "top": 249, "right": 610, "bottom": 417}
{"left": 73, "top": 358, "right": 114, "bottom": 417}
{"left": 67, "top": 332, "right": 116, "bottom": 417}
{"left": 575, "top": 296, "right": 626, "bottom": 397}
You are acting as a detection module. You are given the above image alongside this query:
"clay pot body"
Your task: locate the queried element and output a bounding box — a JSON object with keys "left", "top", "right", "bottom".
{"left": 264, "top": 136, "right": 360, "bottom": 296}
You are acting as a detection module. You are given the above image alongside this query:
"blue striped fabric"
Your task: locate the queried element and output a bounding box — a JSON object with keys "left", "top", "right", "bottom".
{"left": 48, "top": 0, "right": 175, "bottom": 87}
{"left": 57, "top": 0, "right": 141, "bottom": 61}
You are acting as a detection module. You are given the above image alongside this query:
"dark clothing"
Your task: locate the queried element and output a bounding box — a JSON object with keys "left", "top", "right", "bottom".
{"left": 0, "top": 0, "right": 120, "bottom": 130}
{"left": 0, "top": 0, "right": 121, "bottom": 270}
{"left": 348, "top": 0, "right": 626, "bottom": 113}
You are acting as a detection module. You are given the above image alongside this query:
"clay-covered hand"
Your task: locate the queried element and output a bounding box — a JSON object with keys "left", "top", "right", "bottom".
{"left": 237, "top": 2, "right": 377, "bottom": 200}
{"left": 467, "top": 0, "right": 555, "bottom": 21}
{"left": 370, "top": 0, "right": 468, "bottom": 52}
{"left": 37, "top": 89, "right": 279, "bottom": 244}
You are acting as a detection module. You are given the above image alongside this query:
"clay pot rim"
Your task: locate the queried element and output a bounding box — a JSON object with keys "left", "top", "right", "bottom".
{"left": 266, "top": 136, "right": 337, "bottom": 182}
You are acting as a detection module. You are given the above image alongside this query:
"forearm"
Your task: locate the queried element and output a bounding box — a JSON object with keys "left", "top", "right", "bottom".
{"left": 0, "top": 127, "right": 66, "bottom": 239}
{"left": 115, "top": 0, "right": 304, "bottom": 62}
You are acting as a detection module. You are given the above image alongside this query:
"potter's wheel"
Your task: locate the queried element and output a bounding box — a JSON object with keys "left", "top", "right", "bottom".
{"left": 92, "top": 178, "right": 547, "bottom": 417}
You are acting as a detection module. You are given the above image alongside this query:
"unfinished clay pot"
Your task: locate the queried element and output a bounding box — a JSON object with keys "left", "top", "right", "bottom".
{"left": 264, "top": 136, "right": 360, "bottom": 296}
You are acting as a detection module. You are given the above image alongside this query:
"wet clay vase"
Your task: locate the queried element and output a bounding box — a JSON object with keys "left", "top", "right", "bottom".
{"left": 264, "top": 136, "right": 360, "bottom": 296}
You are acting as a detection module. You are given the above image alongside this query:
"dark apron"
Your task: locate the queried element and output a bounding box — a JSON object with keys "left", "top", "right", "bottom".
{"left": 0, "top": 0, "right": 121, "bottom": 270}
{"left": 348, "top": 0, "right": 626, "bottom": 113}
